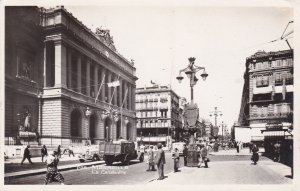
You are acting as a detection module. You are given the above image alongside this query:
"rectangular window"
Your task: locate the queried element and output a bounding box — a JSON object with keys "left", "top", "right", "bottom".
{"left": 275, "top": 73, "right": 283, "bottom": 86}
{"left": 276, "top": 59, "right": 282, "bottom": 67}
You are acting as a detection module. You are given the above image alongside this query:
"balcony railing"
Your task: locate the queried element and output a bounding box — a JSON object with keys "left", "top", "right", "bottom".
{"left": 250, "top": 112, "right": 291, "bottom": 119}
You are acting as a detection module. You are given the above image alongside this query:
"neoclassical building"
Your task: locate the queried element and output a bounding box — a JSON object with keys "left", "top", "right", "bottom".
{"left": 5, "top": 6, "right": 137, "bottom": 147}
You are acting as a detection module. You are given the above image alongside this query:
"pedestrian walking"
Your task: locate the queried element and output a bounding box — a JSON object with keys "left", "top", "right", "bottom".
{"left": 155, "top": 143, "right": 166, "bottom": 180}
{"left": 172, "top": 148, "right": 180, "bottom": 172}
{"left": 236, "top": 142, "right": 240, "bottom": 153}
{"left": 41, "top": 145, "right": 48, "bottom": 162}
{"left": 251, "top": 144, "right": 259, "bottom": 165}
{"left": 198, "top": 144, "right": 209, "bottom": 168}
{"left": 57, "top": 145, "right": 62, "bottom": 158}
{"left": 146, "top": 145, "right": 156, "bottom": 171}
{"left": 273, "top": 141, "right": 281, "bottom": 162}
{"left": 21, "top": 145, "right": 33, "bottom": 165}
{"left": 183, "top": 144, "right": 188, "bottom": 166}
{"left": 68, "top": 145, "right": 75, "bottom": 157}
{"left": 45, "top": 151, "right": 65, "bottom": 185}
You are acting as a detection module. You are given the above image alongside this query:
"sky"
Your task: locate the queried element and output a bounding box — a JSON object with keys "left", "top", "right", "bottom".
{"left": 64, "top": 5, "right": 293, "bottom": 131}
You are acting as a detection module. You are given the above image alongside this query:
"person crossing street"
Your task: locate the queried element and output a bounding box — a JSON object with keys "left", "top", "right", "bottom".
{"left": 21, "top": 145, "right": 33, "bottom": 165}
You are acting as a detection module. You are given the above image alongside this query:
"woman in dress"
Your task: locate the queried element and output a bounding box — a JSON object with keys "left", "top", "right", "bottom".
{"left": 45, "top": 151, "right": 65, "bottom": 185}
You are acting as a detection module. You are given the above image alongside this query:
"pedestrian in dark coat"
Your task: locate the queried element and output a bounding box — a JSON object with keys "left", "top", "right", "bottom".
{"left": 274, "top": 141, "right": 281, "bottom": 162}
{"left": 155, "top": 143, "right": 166, "bottom": 180}
{"left": 21, "top": 145, "right": 33, "bottom": 165}
{"left": 57, "top": 145, "right": 61, "bottom": 158}
{"left": 236, "top": 142, "right": 240, "bottom": 153}
{"left": 183, "top": 144, "right": 188, "bottom": 166}
{"left": 41, "top": 145, "right": 48, "bottom": 162}
{"left": 45, "top": 151, "right": 65, "bottom": 185}
{"left": 251, "top": 144, "right": 259, "bottom": 165}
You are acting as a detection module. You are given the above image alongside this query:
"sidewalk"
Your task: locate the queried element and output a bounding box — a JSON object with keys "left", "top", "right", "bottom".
{"left": 5, "top": 154, "right": 79, "bottom": 164}
{"left": 5, "top": 159, "right": 104, "bottom": 179}
{"left": 148, "top": 159, "right": 292, "bottom": 185}
{"left": 5, "top": 154, "right": 104, "bottom": 179}
{"left": 209, "top": 148, "right": 264, "bottom": 156}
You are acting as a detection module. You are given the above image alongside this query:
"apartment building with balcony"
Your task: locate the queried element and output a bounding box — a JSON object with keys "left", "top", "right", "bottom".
{"left": 238, "top": 49, "right": 293, "bottom": 147}
{"left": 135, "top": 85, "right": 183, "bottom": 147}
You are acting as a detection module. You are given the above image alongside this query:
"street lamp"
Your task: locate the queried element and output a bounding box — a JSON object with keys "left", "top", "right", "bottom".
{"left": 176, "top": 57, "right": 208, "bottom": 103}
{"left": 210, "top": 107, "right": 222, "bottom": 127}
{"left": 85, "top": 107, "right": 92, "bottom": 118}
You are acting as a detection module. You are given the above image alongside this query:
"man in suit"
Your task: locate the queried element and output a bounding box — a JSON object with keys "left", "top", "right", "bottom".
{"left": 183, "top": 144, "right": 188, "bottom": 166}
{"left": 21, "top": 145, "right": 33, "bottom": 165}
{"left": 41, "top": 145, "right": 48, "bottom": 162}
{"left": 156, "top": 143, "right": 166, "bottom": 180}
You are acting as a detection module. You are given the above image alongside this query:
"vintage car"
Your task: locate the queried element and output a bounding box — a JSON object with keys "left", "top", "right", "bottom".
{"left": 100, "top": 140, "right": 144, "bottom": 165}
{"left": 78, "top": 146, "right": 102, "bottom": 163}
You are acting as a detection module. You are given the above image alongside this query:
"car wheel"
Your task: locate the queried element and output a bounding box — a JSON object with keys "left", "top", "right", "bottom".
{"left": 92, "top": 155, "right": 99, "bottom": 161}
{"left": 79, "top": 159, "right": 85, "bottom": 163}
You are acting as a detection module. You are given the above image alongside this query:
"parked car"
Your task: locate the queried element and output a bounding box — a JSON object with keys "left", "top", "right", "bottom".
{"left": 78, "top": 146, "right": 101, "bottom": 163}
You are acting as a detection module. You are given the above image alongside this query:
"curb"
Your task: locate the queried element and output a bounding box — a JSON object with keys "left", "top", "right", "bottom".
{"left": 5, "top": 161, "right": 104, "bottom": 179}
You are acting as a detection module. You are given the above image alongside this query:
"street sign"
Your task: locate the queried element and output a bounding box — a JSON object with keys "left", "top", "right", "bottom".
{"left": 184, "top": 103, "right": 199, "bottom": 128}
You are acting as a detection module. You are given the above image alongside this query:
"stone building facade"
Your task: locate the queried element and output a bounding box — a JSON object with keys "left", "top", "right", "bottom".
{"left": 135, "top": 85, "right": 182, "bottom": 147}
{"left": 238, "top": 50, "right": 293, "bottom": 146}
{"left": 5, "top": 6, "right": 137, "bottom": 147}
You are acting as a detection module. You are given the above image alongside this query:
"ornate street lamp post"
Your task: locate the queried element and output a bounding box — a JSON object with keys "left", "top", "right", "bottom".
{"left": 210, "top": 107, "right": 223, "bottom": 138}
{"left": 176, "top": 57, "right": 208, "bottom": 103}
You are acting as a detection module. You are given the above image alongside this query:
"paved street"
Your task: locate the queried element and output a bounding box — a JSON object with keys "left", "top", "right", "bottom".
{"left": 5, "top": 149, "right": 292, "bottom": 185}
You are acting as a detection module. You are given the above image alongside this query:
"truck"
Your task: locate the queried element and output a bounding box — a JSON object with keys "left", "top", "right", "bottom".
{"left": 99, "top": 140, "right": 144, "bottom": 165}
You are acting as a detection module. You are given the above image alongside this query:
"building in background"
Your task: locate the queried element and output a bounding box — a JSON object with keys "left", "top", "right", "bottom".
{"left": 238, "top": 49, "right": 293, "bottom": 164}
{"left": 5, "top": 6, "right": 137, "bottom": 151}
{"left": 136, "top": 85, "right": 183, "bottom": 147}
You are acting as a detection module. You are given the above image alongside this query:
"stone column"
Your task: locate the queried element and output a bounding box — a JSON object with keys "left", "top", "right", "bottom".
{"left": 132, "top": 86, "right": 136, "bottom": 111}
{"left": 86, "top": 60, "right": 91, "bottom": 97}
{"left": 67, "top": 48, "right": 72, "bottom": 89}
{"left": 43, "top": 42, "right": 47, "bottom": 87}
{"left": 128, "top": 84, "right": 132, "bottom": 110}
{"left": 113, "top": 75, "right": 118, "bottom": 106}
{"left": 119, "top": 78, "right": 123, "bottom": 107}
{"left": 54, "top": 40, "right": 67, "bottom": 88}
{"left": 107, "top": 72, "right": 112, "bottom": 104}
{"left": 101, "top": 68, "right": 106, "bottom": 102}
{"left": 124, "top": 82, "right": 128, "bottom": 109}
{"left": 94, "top": 65, "right": 99, "bottom": 99}
{"left": 77, "top": 54, "right": 82, "bottom": 93}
